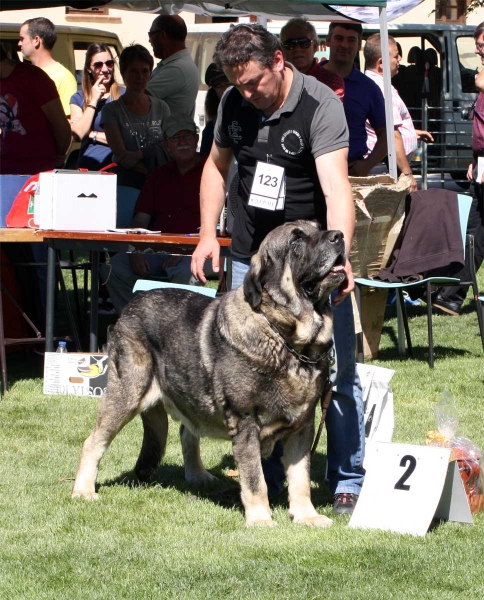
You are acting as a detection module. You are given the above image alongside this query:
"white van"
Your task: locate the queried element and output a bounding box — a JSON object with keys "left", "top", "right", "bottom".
{"left": 187, "top": 22, "right": 479, "bottom": 185}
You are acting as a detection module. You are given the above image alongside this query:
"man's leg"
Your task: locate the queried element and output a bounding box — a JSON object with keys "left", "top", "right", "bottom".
{"left": 325, "top": 293, "right": 365, "bottom": 514}
{"left": 434, "top": 185, "right": 484, "bottom": 314}
{"left": 100, "top": 253, "right": 168, "bottom": 315}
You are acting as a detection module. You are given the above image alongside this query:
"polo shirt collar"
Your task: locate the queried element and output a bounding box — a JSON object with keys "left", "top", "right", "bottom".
{"left": 156, "top": 48, "right": 190, "bottom": 68}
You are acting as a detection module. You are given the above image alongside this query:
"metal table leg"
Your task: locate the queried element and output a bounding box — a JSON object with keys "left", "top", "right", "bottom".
{"left": 45, "top": 240, "right": 56, "bottom": 352}
{"left": 89, "top": 250, "right": 100, "bottom": 352}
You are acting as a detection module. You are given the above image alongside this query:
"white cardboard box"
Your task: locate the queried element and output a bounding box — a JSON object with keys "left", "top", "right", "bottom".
{"left": 43, "top": 352, "right": 108, "bottom": 397}
{"left": 35, "top": 170, "right": 117, "bottom": 230}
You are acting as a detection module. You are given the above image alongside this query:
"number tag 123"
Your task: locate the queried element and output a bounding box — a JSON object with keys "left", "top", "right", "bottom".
{"left": 248, "top": 161, "right": 285, "bottom": 211}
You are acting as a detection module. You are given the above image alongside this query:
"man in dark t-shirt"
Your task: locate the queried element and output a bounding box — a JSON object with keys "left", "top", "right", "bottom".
{"left": 191, "top": 24, "right": 365, "bottom": 518}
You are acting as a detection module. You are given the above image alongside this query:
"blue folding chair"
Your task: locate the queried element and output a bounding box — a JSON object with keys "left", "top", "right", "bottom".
{"left": 116, "top": 186, "right": 140, "bottom": 228}
{"left": 133, "top": 280, "right": 217, "bottom": 298}
{"left": 354, "top": 193, "right": 481, "bottom": 368}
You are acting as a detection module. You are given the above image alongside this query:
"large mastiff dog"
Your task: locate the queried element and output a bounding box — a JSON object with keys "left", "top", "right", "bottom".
{"left": 72, "top": 220, "right": 346, "bottom": 527}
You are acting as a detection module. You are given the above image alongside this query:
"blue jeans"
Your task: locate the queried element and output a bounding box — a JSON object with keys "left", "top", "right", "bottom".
{"left": 231, "top": 258, "right": 365, "bottom": 496}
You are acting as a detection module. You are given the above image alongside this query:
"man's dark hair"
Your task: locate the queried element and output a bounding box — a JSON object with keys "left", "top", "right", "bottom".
{"left": 119, "top": 44, "right": 154, "bottom": 75}
{"left": 213, "top": 24, "right": 283, "bottom": 69}
{"left": 23, "top": 17, "right": 57, "bottom": 51}
{"left": 328, "top": 22, "right": 363, "bottom": 38}
{"left": 280, "top": 17, "right": 318, "bottom": 44}
{"left": 363, "top": 33, "right": 397, "bottom": 69}
{"left": 475, "top": 21, "right": 484, "bottom": 40}
{"left": 152, "top": 15, "right": 187, "bottom": 42}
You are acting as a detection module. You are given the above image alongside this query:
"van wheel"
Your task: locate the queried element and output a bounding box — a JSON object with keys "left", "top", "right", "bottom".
{"left": 449, "top": 171, "right": 471, "bottom": 190}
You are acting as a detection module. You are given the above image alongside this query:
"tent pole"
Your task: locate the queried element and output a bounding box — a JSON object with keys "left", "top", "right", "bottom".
{"left": 379, "top": 7, "right": 397, "bottom": 182}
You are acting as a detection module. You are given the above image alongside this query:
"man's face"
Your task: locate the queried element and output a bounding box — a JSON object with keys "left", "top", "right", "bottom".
{"left": 281, "top": 25, "right": 316, "bottom": 75}
{"left": 18, "top": 24, "right": 36, "bottom": 60}
{"left": 389, "top": 43, "right": 400, "bottom": 78}
{"left": 165, "top": 130, "right": 198, "bottom": 163}
{"left": 223, "top": 53, "right": 285, "bottom": 114}
{"left": 476, "top": 32, "right": 484, "bottom": 64}
{"left": 148, "top": 23, "right": 165, "bottom": 60}
{"left": 327, "top": 26, "right": 361, "bottom": 68}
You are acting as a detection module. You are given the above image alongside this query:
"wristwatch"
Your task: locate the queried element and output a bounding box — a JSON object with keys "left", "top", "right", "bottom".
{"left": 92, "top": 131, "right": 98, "bottom": 144}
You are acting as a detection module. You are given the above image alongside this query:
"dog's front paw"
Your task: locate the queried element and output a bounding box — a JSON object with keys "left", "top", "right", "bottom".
{"left": 294, "top": 514, "right": 333, "bottom": 528}
{"left": 71, "top": 489, "right": 99, "bottom": 501}
{"left": 246, "top": 518, "right": 278, "bottom": 527}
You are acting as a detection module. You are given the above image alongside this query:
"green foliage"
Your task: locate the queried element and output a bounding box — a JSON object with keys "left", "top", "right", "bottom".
{"left": 0, "top": 272, "right": 483, "bottom": 599}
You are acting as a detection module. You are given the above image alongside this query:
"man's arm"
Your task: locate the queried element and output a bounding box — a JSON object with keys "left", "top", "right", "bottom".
{"left": 41, "top": 97, "right": 72, "bottom": 166}
{"left": 191, "top": 143, "right": 234, "bottom": 283}
{"left": 349, "top": 126, "right": 387, "bottom": 176}
{"left": 315, "top": 147, "right": 355, "bottom": 303}
{"left": 394, "top": 129, "right": 417, "bottom": 192}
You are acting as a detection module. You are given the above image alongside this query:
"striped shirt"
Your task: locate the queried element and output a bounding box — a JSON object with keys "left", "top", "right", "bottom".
{"left": 364, "top": 69, "right": 418, "bottom": 160}
{"left": 472, "top": 92, "right": 484, "bottom": 158}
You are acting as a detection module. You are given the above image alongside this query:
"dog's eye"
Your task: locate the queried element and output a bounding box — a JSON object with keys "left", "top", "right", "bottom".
{"left": 302, "top": 281, "right": 316, "bottom": 296}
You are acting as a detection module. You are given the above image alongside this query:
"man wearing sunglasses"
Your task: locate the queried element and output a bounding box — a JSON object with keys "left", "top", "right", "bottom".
{"left": 18, "top": 17, "right": 76, "bottom": 118}
{"left": 146, "top": 15, "right": 199, "bottom": 119}
{"left": 280, "top": 18, "right": 344, "bottom": 100}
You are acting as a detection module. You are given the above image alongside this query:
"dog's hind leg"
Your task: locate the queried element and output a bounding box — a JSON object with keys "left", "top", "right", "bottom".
{"left": 180, "top": 425, "right": 217, "bottom": 484}
{"left": 135, "top": 403, "right": 168, "bottom": 482}
{"left": 283, "top": 424, "right": 332, "bottom": 528}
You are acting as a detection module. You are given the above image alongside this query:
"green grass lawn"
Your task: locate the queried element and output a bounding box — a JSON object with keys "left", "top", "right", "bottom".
{"left": 0, "top": 273, "right": 483, "bottom": 599}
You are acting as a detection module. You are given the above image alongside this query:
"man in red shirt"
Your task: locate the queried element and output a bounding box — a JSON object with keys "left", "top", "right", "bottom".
{"left": 0, "top": 44, "right": 71, "bottom": 174}
{"left": 101, "top": 115, "right": 210, "bottom": 314}
{"left": 280, "top": 18, "right": 344, "bottom": 100}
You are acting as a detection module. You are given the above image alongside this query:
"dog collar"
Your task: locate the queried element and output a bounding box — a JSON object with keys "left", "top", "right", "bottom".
{"left": 257, "top": 310, "right": 335, "bottom": 365}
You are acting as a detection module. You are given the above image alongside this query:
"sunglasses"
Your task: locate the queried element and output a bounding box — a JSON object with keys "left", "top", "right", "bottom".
{"left": 92, "top": 60, "right": 115, "bottom": 69}
{"left": 148, "top": 29, "right": 162, "bottom": 38}
{"left": 476, "top": 42, "right": 484, "bottom": 51}
{"left": 282, "top": 37, "right": 313, "bottom": 51}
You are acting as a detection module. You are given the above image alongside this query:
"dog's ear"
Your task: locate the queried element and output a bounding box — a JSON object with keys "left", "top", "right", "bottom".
{"left": 244, "top": 253, "right": 264, "bottom": 308}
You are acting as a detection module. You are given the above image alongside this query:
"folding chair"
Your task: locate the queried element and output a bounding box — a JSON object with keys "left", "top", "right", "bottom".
{"left": 354, "top": 193, "right": 481, "bottom": 368}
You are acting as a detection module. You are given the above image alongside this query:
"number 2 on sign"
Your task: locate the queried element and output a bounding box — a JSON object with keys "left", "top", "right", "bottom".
{"left": 394, "top": 454, "right": 417, "bottom": 491}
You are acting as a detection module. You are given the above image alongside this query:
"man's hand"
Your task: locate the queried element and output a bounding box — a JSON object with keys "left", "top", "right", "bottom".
{"left": 406, "top": 173, "right": 417, "bottom": 193}
{"left": 130, "top": 253, "right": 151, "bottom": 277}
{"left": 332, "top": 259, "right": 355, "bottom": 306}
{"left": 191, "top": 237, "right": 220, "bottom": 284}
{"left": 467, "top": 162, "right": 476, "bottom": 182}
{"left": 348, "top": 159, "right": 370, "bottom": 177}
{"left": 415, "top": 129, "right": 434, "bottom": 143}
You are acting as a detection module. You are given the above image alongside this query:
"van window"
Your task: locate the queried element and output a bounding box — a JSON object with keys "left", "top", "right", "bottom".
{"left": 187, "top": 32, "right": 221, "bottom": 91}
{"left": 456, "top": 35, "right": 478, "bottom": 93}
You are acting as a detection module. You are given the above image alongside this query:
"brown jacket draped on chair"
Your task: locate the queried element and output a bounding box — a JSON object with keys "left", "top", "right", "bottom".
{"left": 375, "top": 189, "right": 465, "bottom": 283}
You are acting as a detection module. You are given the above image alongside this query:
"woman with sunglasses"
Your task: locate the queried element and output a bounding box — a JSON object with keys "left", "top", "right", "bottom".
{"left": 100, "top": 44, "right": 171, "bottom": 189}
{"left": 70, "top": 43, "right": 123, "bottom": 170}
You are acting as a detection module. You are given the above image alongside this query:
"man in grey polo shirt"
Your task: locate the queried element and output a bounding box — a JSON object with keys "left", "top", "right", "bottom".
{"left": 147, "top": 15, "right": 199, "bottom": 118}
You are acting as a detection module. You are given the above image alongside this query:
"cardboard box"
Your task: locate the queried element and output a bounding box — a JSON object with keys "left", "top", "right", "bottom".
{"left": 349, "top": 174, "right": 410, "bottom": 278}
{"left": 35, "top": 170, "right": 117, "bottom": 231}
{"left": 43, "top": 352, "right": 108, "bottom": 397}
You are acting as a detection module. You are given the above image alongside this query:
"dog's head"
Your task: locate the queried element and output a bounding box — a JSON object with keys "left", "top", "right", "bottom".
{"left": 243, "top": 220, "right": 346, "bottom": 315}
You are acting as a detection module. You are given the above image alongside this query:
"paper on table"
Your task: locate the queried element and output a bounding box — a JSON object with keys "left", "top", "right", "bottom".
{"left": 107, "top": 228, "right": 162, "bottom": 234}
{"left": 478, "top": 157, "right": 484, "bottom": 184}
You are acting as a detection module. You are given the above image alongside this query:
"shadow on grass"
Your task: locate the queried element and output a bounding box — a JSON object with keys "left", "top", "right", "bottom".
{"left": 98, "top": 448, "right": 332, "bottom": 512}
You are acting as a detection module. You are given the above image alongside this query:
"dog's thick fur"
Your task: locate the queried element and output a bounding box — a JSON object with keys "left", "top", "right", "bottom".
{"left": 72, "top": 220, "right": 346, "bottom": 527}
